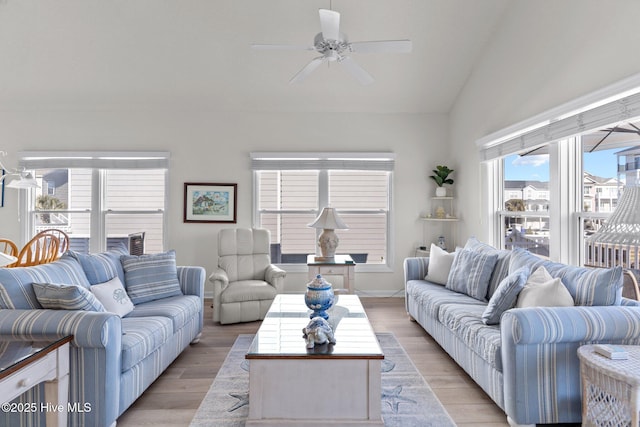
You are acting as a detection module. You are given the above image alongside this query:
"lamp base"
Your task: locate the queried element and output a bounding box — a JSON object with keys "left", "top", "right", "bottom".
{"left": 318, "top": 228, "right": 339, "bottom": 260}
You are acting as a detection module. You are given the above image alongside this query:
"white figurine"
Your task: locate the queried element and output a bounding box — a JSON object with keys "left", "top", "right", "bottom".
{"left": 302, "top": 317, "right": 336, "bottom": 349}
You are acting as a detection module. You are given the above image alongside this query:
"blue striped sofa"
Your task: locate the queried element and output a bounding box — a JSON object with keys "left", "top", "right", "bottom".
{"left": 404, "top": 242, "right": 640, "bottom": 427}
{"left": 0, "top": 249, "right": 205, "bottom": 427}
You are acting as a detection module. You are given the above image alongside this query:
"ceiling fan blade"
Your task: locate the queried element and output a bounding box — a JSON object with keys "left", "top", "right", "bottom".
{"left": 319, "top": 9, "right": 340, "bottom": 41}
{"left": 289, "top": 57, "right": 326, "bottom": 84}
{"left": 349, "top": 40, "right": 413, "bottom": 54}
{"left": 251, "top": 44, "right": 315, "bottom": 51}
{"left": 338, "top": 56, "right": 374, "bottom": 85}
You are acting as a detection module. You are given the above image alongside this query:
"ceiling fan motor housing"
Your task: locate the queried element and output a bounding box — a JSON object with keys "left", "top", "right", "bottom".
{"left": 314, "top": 32, "right": 349, "bottom": 58}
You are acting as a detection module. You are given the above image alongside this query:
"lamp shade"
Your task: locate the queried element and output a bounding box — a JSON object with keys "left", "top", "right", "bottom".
{"left": 308, "top": 207, "right": 349, "bottom": 230}
{"left": 0, "top": 252, "right": 17, "bottom": 267}
{"left": 5, "top": 172, "right": 39, "bottom": 189}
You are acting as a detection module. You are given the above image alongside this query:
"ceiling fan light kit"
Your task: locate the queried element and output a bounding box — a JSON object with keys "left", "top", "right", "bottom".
{"left": 251, "top": 8, "right": 412, "bottom": 85}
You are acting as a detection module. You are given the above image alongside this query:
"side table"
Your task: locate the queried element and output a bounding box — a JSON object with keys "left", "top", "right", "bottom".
{"left": 307, "top": 254, "right": 355, "bottom": 294}
{"left": 0, "top": 336, "right": 73, "bottom": 427}
{"left": 577, "top": 344, "right": 640, "bottom": 427}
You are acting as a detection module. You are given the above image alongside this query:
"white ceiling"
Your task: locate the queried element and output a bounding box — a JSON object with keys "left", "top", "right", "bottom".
{"left": 0, "top": 0, "right": 511, "bottom": 114}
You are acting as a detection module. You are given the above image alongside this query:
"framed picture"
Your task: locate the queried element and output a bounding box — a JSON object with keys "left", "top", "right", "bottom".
{"left": 184, "top": 183, "right": 237, "bottom": 223}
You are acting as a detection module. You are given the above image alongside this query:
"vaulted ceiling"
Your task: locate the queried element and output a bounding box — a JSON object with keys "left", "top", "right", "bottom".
{"left": 0, "top": 0, "right": 511, "bottom": 114}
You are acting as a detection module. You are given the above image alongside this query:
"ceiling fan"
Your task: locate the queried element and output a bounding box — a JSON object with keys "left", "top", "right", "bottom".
{"left": 251, "top": 8, "right": 412, "bottom": 85}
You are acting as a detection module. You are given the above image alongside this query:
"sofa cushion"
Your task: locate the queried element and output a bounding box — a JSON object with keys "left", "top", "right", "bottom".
{"left": 33, "top": 282, "right": 106, "bottom": 312}
{"left": 437, "top": 303, "right": 503, "bottom": 372}
{"left": 120, "top": 316, "right": 173, "bottom": 372}
{"left": 425, "top": 244, "right": 456, "bottom": 285}
{"left": 0, "top": 254, "right": 91, "bottom": 309}
{"left": 220, "top": 280, "right": 277, "bottom": 303}
{"left": 447, "top": 249, "right": 499, "bottom": 301}
{"left": 125, "top": 295, "right": 201, "bottom": 333}
{"left": 69, "top": 243, "right": 128, "bottom": 285}
{"left": 482, "top": 266, "right": 530, "bottom": 325}
{"left": 464, "top": 237, "right": 512, "bottom": 299}
{"left": 90, "top": 276, "right": 134, "bottom": 318}
{"left": 509, "top": 247, "right": 622, "bottom": 306}
{"left": 121, "top": 250, "right": 183, "bottom": 305}
{"left": 516, "top": 266, "right": 574, "bottom": 308}
{"left": 406, "top": 280, "right": 486, "bottom": 323}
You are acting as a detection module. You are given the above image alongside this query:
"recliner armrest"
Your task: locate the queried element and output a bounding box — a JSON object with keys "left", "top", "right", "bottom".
{"left": 209, "top": 267, "right": 229, "bottom": 287}
{"left": 265, "top": 264, "right": 286, "bottom": 293}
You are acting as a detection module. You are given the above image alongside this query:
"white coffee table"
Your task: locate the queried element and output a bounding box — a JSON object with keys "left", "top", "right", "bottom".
{"left": 245, "top": 294, "right": 384, "bottom": 426}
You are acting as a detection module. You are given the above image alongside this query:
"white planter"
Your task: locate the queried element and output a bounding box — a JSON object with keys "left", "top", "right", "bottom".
{"left": 435, "top": 187, "right": 447, "bottom": 197}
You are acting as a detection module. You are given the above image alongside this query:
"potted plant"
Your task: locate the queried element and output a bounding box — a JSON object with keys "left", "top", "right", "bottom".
{"left": 430, "top": 165, "right": 454, "bottom": 197}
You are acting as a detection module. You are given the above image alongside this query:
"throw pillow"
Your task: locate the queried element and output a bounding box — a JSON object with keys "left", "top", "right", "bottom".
{"left": 464, "top": 237, "right": 512, "bottom": 300}
{"left": 69, "top": 242, "right": 129, "bottom": 285}
{"left": 482, "top": 266, "right": 530, "bottom": 325}
{"left": 509, "top": 247, "right": 622, "bottom": 306}
{"left": 425, "top": 244, "right": 456, "bottom": 285}
{"left": 91, "top": 276, "right": 134, "bottom": 317}
{"left": 516, "top": 266, "right": 574, "bottom": 308}
{"left": 446, "top": 248, "right": 499, "bottom": 301}
{"left": 121, "top": 250, "right": 183, "bottom": 305}
{"left": 33, "top": 282, "right": 106, "bottom": 312}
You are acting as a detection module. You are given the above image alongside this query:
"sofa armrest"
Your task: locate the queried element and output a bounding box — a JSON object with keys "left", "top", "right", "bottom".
{"left": 502, "top": 306, "right": 640, "bottom": 345}
{"left": 403, "top": 257, "right": 430, "bottom": 282}
{"left": 501, "top": 306, "right": 640, "bottom": 425}
{"left": 265, "top": 264, "right": 286, "bottom": 293}
{"left": 0, "top": 309, "right": 121, "bottom": 348}
{"left": 0, "top": 309, "right": 122, "bottom": 427}
{"left": 177, "top": 265, "right": 206, "bottom": 298}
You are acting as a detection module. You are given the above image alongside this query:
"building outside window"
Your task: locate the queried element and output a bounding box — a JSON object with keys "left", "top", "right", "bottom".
{"left": 251, "top": 152, "right": 394, "bottom": 270}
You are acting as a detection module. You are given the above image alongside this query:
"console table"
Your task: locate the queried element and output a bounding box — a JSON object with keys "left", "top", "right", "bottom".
{"left": 0, "top": 336, "right": 72, "bottom": 427}
{"left": 307, "top": 254, "right": 355, "bottom": 294}
{"left": 246, "top": 294, "right": 384, "bottom": 426}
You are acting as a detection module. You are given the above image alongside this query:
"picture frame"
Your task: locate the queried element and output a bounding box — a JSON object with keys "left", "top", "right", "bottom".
{"left": 184, "top": 182, "right": 237, "bottom": 223}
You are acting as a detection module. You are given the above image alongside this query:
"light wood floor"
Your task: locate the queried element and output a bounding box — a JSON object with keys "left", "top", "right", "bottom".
{"left": 117, "top": 297, "right": 512, "bottom": 427}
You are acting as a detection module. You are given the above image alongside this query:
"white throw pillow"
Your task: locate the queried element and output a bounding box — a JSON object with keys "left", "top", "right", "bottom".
{"left": 516, "top": 266, "right": 574, "bottom": 308}
{"left": 425, "top": 244, "right": 456, "bottom": 285}
{"left": 91, "top": 276, "right": 134, "bottom": 317}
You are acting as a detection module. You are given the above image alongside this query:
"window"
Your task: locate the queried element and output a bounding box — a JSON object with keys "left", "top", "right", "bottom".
{"left": 251, "top": 152, "right": 394, "bottom": 270}
{"left": 500, "top": 153, "right": 550, "bottom": 257}
{"left": 478, "top": 74, "right": 640, "bottom": 266}
{"left": 18, "top": 152, "right": 169, "bottom": 254}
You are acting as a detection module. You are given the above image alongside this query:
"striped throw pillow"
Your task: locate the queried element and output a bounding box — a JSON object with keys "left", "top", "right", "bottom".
{"left": 446, "top": 248, "right": 499, "bottom": 301}
{"left": 121, "top": 250, "right": 183, "bottom": 305}
{"left": 33, "top": 282, "right": 106, "bottom": 312}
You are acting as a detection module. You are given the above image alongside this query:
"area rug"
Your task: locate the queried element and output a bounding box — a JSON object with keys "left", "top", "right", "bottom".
{"left": 190, "top": 333, "right": 456, "bottom": 427}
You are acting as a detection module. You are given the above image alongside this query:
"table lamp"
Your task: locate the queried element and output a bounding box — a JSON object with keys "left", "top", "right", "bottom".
{"left": 308, "top": 207, "right": 349, "bottom": 261}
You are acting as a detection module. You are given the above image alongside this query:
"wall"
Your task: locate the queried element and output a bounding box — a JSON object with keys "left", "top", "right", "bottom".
{"left": 0, "top": 109, "right": 447, "bottom": 295}
{"left": 450, "top": 0, "right": 640, "bottom": 245}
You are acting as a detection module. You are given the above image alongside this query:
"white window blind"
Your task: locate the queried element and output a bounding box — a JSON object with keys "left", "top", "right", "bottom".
{"left": 250, "top": 152, "right": 395, "bottom": 171}
{"left": 477, "top": 72, "right": 640, "bottom": 161}
{"left": 18, "top": 151, "right": 170, "bottom": 169}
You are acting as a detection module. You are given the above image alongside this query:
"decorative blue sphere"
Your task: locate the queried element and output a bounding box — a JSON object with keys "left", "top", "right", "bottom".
{"left": 304, "top": 274, "right": 334, "bottom": 319}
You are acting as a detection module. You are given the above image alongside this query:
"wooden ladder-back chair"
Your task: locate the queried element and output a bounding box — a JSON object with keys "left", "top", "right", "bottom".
{"left": 0, "top": 238, "right": 19, "bottom": 267}
{"left": 33, "top": 228, "right": 70, "bottom": 257}
{"left": 622, "top": 269, "right": 640, "bottom": 301}
{"left": 14, "top": 233, "right": 61, "bottom": 267}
